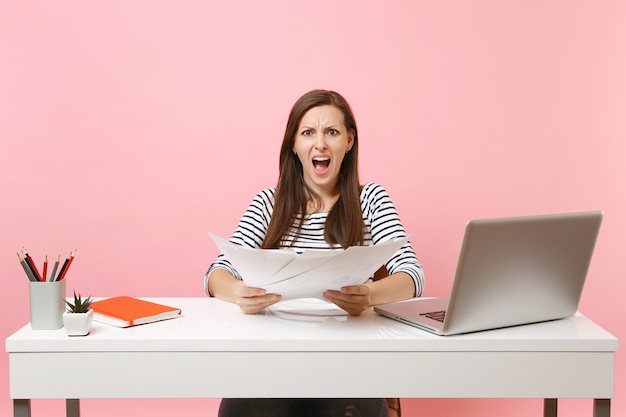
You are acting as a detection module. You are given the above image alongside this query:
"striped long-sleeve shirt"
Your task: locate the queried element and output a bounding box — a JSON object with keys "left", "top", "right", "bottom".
{"left": 205, "top": 182, "right": 424, "bottom": 297}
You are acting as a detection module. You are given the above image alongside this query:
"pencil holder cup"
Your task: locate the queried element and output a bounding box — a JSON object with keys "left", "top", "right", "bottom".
{"left": 29, "top": 280, "right": 66, "bottom": 330}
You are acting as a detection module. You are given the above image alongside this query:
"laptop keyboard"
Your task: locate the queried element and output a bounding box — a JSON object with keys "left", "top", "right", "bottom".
{"left": 420, "top": 310, "right": 446, "bottom": 322}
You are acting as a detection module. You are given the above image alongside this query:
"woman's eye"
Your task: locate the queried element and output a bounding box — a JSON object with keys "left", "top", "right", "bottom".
{"left": 328, "top": 129, "right": 339, "bottom": 135}
{"left": 301, "top": 129, "right": 312, "bottom": 136}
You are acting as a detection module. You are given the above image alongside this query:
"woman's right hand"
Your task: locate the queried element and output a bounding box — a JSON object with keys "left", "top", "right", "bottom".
{"left": 233, "top": 282, "right": 282, "bottom": 314}
{"left": 208, "top": 269, "right": 281, "bottom": 314}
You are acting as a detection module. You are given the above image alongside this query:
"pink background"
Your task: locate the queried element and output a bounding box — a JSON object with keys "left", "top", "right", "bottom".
{"left": 1, "top": 1, "right": 623, "bottom": 416}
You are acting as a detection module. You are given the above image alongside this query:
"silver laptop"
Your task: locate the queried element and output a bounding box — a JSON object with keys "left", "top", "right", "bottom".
{"left": 374, "top": 211, "right": 603, "bottom": 336}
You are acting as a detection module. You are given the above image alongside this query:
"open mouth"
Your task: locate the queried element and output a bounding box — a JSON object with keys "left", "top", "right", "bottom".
{"left": 313, "top": 157, "right": 331, "bottom": 171}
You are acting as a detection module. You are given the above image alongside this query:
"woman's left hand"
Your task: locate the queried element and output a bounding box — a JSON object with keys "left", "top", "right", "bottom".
{"left": 323, "top": 285, "right": 372, "bottom": 316}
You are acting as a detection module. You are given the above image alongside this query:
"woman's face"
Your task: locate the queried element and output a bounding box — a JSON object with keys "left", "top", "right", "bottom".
{"left": 293, "top": 105, "right": 354, "bottom": 197}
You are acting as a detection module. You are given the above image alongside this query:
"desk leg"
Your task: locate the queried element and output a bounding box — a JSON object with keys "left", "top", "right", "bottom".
{"left": 543, "top": 398, "right": 557, "bottom": 417}
{"left": 66, "top": 399, "right": 80, "bottom": 417}
{"left": 14, "top": 399, "right": 31, "bottom": 417}
{"left": 594, "top": 399, "right": 610, "bottom": 417}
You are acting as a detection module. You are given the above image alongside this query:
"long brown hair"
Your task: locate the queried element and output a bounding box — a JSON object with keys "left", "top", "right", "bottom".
{"left": 262, "top": 90, "right": 363, "bottom": 249}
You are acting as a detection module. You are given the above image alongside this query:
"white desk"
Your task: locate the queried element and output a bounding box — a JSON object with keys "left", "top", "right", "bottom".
{"left": 6, "top": 297, "right": 618, "bottom": 417}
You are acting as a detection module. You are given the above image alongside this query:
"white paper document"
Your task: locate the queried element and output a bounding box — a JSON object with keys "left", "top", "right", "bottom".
{"left": 209, "top": 233, "right": 410, "bottom": 300}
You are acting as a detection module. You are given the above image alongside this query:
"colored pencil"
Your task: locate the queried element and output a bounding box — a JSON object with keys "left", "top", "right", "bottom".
{"left": 57, "top": 250, "right": 76, "bottom": 281}
{"left": 42, "top": 255, "right": 48, "bottom": 282}
{"left": 23, "top": 249, "right": 42, "bottom": 282}
{"left": 49, "top": 255, "right": 60, "bottom": 282}
{"left": 56, "top": 255, "right": 70, "bottom": 282}
{"left": 17, "top": 253, "right": 38, "bottom": 282}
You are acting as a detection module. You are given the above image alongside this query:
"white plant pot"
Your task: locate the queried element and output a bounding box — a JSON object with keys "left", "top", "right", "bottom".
{"left": 63, "top": 309, "right": 94, "bottom": 336}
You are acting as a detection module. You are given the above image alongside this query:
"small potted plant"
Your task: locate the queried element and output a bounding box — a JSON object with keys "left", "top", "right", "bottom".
{"left": 63, "top": 291, "right": 94, "bottom": 336}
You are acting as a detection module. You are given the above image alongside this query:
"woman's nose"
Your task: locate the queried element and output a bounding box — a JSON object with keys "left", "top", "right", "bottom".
{"left": 314, "top": 133, "right": 327, "bottom": 149}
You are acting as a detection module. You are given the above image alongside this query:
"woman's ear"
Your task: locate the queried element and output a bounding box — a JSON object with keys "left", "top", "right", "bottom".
{"left": 347, "top": 130, "right": 355, "bottom": 151}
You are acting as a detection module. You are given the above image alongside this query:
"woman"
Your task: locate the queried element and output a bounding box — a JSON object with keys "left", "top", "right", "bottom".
{"left": 205, "top": 89, "right": 424, "bottom": 417}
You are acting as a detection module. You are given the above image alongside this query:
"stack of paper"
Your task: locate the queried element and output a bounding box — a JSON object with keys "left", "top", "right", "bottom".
{"left": 209, "top": 233, "right": 410, "bottom": 300}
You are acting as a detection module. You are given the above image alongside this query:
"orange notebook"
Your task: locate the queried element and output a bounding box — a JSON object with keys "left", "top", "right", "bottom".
{"left": 91, "top": 296, "right": 182, "bottom": 328}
